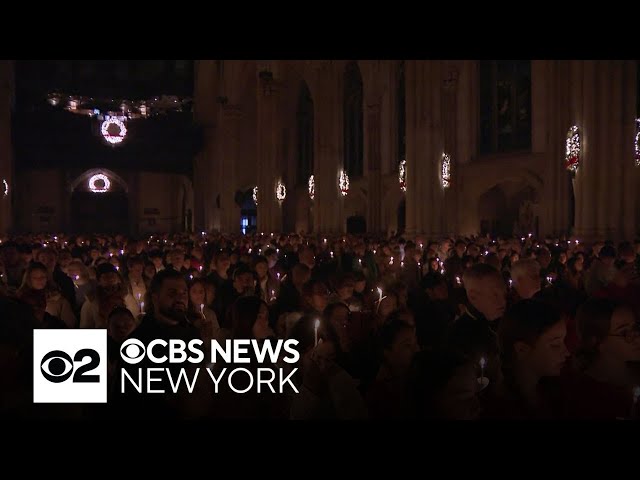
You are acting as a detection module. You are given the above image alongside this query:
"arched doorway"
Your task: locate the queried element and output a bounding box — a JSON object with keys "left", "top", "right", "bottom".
{"left": 347, "top": 215, "right": 366, "bottom": 234}
{"left": 70, "top": 169, "right": 129, "bottom": 234}
{"left": 236, "top": 188, "right": 257, "bottom": 234}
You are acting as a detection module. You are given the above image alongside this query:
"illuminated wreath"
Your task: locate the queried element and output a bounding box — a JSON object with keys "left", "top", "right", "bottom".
{"left": 101, "top": 117, "right": 128, "bottom": 145}
{"left": 308, "top": 175, "right": 315, "bottom": 200}
{"left": 441, "top": 154, "right": 451, "bottom": 188}
{"left": 399, "top": 159, "right": 406, "bottom": 192}
{"left": 565, "top": 126, "right": 580, "bottom": 172}
{"left": 2, "top": 179, "right": 8, "bottom": 197}
{"left": 253, "top": 186, "right": 258, "bottom": 206}
{"left": 276, "top": 181, "right": 287, "bottom": 202}
{"left": 89, "top": 174, "right": 111, "bottom": 193}
{"left": 339, "top": 170, "right": 349, "bottom": 196}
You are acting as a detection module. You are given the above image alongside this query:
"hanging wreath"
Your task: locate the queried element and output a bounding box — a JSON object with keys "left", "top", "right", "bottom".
{"left": 253, "top": 186, "right": 258, "bottom": 206}
{"left": 441, "top": 153, "right": 451, "bottom": 189}
{"left": 635, "top": 119, "right": 640, "bottom": 167}
{"left": 2, "top": 179, "right": 8, "bottom": 197}
{"left": 308, "top": 175, "right": 315, "bottom": 200}
{"left": 399, "top": 160, "right": 406, "bottom": 192}
{"left": 276, "top": 181, "right": 287, "bottom": 202}
{"left": 565, "top": 126, "right": 580, "bottom": 172}
{"left": 101, "top": 116, "right": 128, "bottom": 145}
{"left": 89, "top": 174, "right": 111, "bottom": 193}
{"left": 339, "top": 170, "right": 349, "bottom": 196}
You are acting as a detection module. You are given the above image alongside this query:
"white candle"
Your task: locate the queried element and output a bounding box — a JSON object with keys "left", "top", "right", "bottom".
{"left": 389, "top": 256, "right": 394, "bottom": 265}
{"left": 480, "top": 356, "right": 487, "bottom": 380}
{"left": 199, "top": 265, "right": 203, "bottom": 272}
{"left": 455, "top": 275, "right": 461, "bottom": 285}
{"left": 358, "top": 259, "right": 362, "bottom": 267}
{"left": 200, "top": 303, "right": 206, "bottom": 319}
{"left": 400, "top": 261, "right": 404, "bottom": 268}
{"left": 140, "top": 301, "right": 145, "bottom": 314}
{"left": 377, "top": 287, "right": 383, "bottom": 304}
{"left": 120, "top": 249, "right": 124, "bottom": 256}
{"left": 276, "top": 272, "right": 281, "bottom": 282}
{"left": 509, "top": 279, "right": 513, "bottom": 288}
{"left": 115, "top": 266, "right": 120, "bottom": 271}
{"left": 330, "top": 251, "right": 334, "bottom": 259}
{"left": 314, "top": 319, "right": 320, "bottom": 347}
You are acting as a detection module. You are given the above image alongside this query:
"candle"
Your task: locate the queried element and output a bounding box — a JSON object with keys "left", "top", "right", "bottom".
{"left": 199, "top": 265, "right": 203, "bottom": 272}
{"left": 509, "top": 279, "right": 513, "bottom": 288}
{"left": 528, "top": 233, "right": 532, "bottom": 238}
{"left": 120, "top": 249, "right": 124, "bottom": 256}
{"left": 330, "top": 251, "right": 334, "bottom": 259}
{"left": 440, "top": 268, "right": 445, "bottom": 275}
{"left": 389, "top": 256, "right": 394, "bottom": 265}
{"left": 323, "top": 238, "right": 327, "bottom": 244}
{"left": 200, "top": 303, "right": 206, "bottom": 319}
{"left": 115, "top": 266, "right": 120, "bottom": 271}
{"left": 140, "top": 301, "right": 145, "bottom": 314}
{"left": 358, "top": 259, "right": 362, "bottom": 267}
{"left": 373, "top": 249, "right": 376, "bottom": 255}
{"left": 478, "top": 356, "right": 487, "bottom": 388}
{"left": 189, "top": 274, "right": 193, "bottom": 280}
{"left": 455, "top": 275, "right": 461, "bottom": 285}
{"left": 420, "top": 243, "right": 424, "bottom": 249}
{"left": 314, "top": 319, "right": 320, "bottom": 347}
{"left": 377, "top": 287, "right": 383, "bottom": 304}
{"left": 400, "top": 261, "right": 404, "bottom": 268}
{"left": 270, "top": 289, "right": 276, "bottom": 301}
{"left": 276, "top": 272, "right": 281, "bottom": 282}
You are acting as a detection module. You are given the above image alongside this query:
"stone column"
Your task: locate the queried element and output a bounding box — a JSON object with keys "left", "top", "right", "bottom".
{"left": 219, "top": 103, "right": 243, "bottom": 233}
{"left": 442, "top": 63, "right": 458, "bottom": 237}
{"left": 313, "top": 62, "right": 344, "bottom": 234}
{"left": 256, "top": 71, "right": 283, "bottom": 233}
{"left": 365, "top": 103, "right": 383, "bottom": 234}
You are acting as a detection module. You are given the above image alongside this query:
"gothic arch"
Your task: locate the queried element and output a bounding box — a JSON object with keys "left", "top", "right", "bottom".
{"left": 70, "top": 168, "right": 128, "bottom": 193}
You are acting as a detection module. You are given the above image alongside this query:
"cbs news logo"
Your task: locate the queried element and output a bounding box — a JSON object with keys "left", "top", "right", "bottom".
{"left": 33, "top": 330, "right": 107, "bottom": 403}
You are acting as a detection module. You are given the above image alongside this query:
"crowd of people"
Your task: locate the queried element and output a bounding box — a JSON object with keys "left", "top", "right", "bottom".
{"left": 1, "top": 230, "right": 640, "bottom": 419}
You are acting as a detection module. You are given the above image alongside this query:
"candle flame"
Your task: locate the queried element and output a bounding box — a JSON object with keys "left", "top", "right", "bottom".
{"left": 480, "top": 357, "right": 487, "bottom": 368}
{"left": 314, "top": 319, "right": 320, "bottom": 329}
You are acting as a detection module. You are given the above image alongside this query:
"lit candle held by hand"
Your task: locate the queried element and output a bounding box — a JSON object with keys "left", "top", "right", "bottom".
{"left": 314, "top": 319, "right": 320, "bottom": 347}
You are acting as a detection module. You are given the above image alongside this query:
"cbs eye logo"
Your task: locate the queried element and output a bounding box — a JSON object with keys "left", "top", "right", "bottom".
{"left": 33, "top": 330, "right": 107, "bottom": 404}
{"left": 40, "top": 349, "right": 100, "bottom": 383}
{"left": 119, "top": 339, "right": 146, "bottom": 364}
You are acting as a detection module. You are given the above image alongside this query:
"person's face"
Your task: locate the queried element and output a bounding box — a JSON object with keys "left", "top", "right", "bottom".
{"left": 575, "top": 256, "right": 584, "bottom": 272}
{"left": 38, "top": 251, "right": 57, "bottom": 270}
{"left": 468, "top": 245, "right": 480, "bottom": 257}
{"left": 384, "top": 327, "right": 419, "bottom": 373}
{"left": 108, "top": 312, "right": 136, "bottom": 343}
{"left": 515, "top": 320, "right": 569, "bottom": 378}
{"left": 329, "top": 305, "right": 351, "bottom": 351}
{"left": 183, "top": 258, "right": 191, "bottom": 270}
{"left": 559, "top": 253, "right": 567, "bottom": 264}
{"left": 598, "top": 307, "right": 640, "bottom": 364}
{"left": 99, "top": 272, "right": 120, "bottom": 288}
{"left": 255, "top": 262, "right": 268, "bottom": 280}
{"left": 455, "top": 243, "right": 466, "bottom": 257}
{"left": 171, "top": 253, "right": 184, "bottom": 270}
{"left": 354, "top": 280, "right": 366, "bottom": 294}
{"left": 90, "top": 249, "right": 100, "bottom": 260}
{"left": 152, "top": 257, "right": 163, "bottom": 269}
{"left": 433, "top": 362, "right": 481, "bottom": 420}
{"left": 30, "top": 269, "right": 48, "bottom": 290}
{"left": 309, "top": 286, "right": 330, "bottom": 312}
{"left": 466, "top": 275, "right": 506, "bottom": 321}
{"left": 538, "top": 252, "right": 551, "bottom": 268}
{"left": 189, "top": 283, "right": 206, "bottom": 307}
{"left": 154, "top": 278, "right": 189, "bottom": 319}
{"left": 234, "top": 273, "right": 254, "bottom": 293}
{"left": 337, "top": 283, "right": 354, "bottom": 301}
{"left": 216, "top": 257, "right": 231, "bottom": 275}
{"left": 252, "top": 304, "right": 270, "bottom": 339}
{"left": 230, "top": 253, "right": 239, "bottom": 265}
{"left": 430, "top": 259, "right": 439, "bottom": 271}
{"left": 129, "top": 263, "right": 143, "bottom": 279}
{"left": 144, "top": 265, "right": 156, "bottom": 279}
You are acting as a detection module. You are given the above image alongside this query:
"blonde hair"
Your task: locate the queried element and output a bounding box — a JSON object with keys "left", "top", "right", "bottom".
{"left": 510, "top": 258, "right": 541, "bottom": 281}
